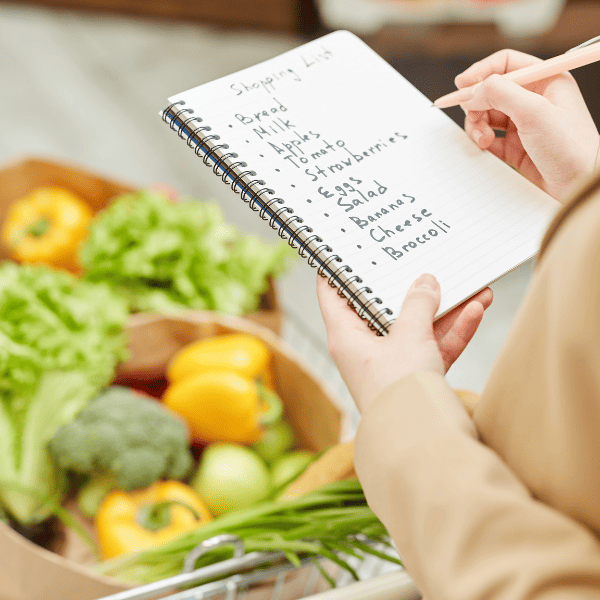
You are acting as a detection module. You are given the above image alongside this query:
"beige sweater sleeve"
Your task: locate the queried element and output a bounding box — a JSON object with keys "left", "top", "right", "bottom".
{"left": 354, "top": 188, "right": 600, "bottom": 600}
{"left": 355, "top": 373, "right": 600, "bottom": 600}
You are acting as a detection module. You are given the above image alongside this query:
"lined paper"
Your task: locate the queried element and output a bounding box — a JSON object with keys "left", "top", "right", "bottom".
{"left": 168, "top": 30, "right": 559, "bottom": 320}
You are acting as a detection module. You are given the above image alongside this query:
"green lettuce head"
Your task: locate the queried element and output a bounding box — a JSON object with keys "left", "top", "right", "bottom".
{"left": 0, "top": 262, "right": 128, "bottom": 524}
{"left": 79, "top": 190, "right": 295, "bottom": 315}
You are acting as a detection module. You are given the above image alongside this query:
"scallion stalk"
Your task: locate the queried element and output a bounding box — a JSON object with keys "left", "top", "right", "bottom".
{"left": 95, "top": 480, "right": 401, "bottom": 585}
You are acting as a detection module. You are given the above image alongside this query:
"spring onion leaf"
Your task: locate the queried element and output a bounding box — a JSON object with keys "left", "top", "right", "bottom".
{"left": 95, "top": 480, "right": 401, "bottom": 585}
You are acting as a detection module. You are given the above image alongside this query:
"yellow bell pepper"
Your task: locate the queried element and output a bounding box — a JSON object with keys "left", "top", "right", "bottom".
{"left": 1, "top": 186, "right": 93, "bottom": 273}
{"left": 163, "top": 371, "right": 282, "bottom": 444}
{"left": 95, "top": 481, "right": 212, "bottom": 560}
{"left": 167, "top": 334, "right": 273, "bottom": 388}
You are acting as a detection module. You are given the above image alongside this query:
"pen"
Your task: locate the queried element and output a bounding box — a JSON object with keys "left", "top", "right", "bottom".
{"left": 433, "top": 37, "right": 600, "bottom": 109}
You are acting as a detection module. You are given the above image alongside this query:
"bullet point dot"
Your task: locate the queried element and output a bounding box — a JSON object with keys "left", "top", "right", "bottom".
{"left": 291, "top": 184, "right": 295, "bottom": 188}
{"left": 307, "top": 199, "right": 312, "bottom": 203}
{"left": 372, "top": 261, "right": 377, "bottom": 265}
{"left": 324, "top": 213, "right": 329, "bottom": 217}
{"left": 341, "top": 228, "right": 346, "bottom": 232}
{"left": 357, "top": 245, "right": 362, "bottom": 249}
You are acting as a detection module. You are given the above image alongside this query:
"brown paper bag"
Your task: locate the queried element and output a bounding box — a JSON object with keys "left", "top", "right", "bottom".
{"left": 0, "top": 312, "right": 347, "bottom": 600}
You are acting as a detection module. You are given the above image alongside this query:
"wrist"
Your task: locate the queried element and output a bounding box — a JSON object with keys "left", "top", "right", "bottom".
{"left": 358, "top": 371, "right": 477, "bottom": 439}
{"left": 353, "top": 354, "right": 445, "bottom": 414}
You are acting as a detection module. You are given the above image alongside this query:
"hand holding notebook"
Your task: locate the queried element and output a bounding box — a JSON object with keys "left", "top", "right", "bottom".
{"left": 161, "top": 31, "right": 560, "bottom": 335}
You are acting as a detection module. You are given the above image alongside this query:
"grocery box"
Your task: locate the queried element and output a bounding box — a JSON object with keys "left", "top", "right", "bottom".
{"left": 0, "top": 156, "right": 284, "bottom": 333}
{"left": 0, "top": 311, "right": 348, "bottom": 600}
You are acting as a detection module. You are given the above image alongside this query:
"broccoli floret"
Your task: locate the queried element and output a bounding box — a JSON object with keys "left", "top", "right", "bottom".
{"left": 49, "top": 386, "right": 193, "bottom": 517}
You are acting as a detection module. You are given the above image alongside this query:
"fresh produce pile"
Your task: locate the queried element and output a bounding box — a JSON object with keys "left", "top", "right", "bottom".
{"left": 90, "top": 333, "right": 399, "bottom": 582}
{"left": 0, "top": 184, "right": 399, "bottom": 588}
{"left": 1, "top": 308, "right": 399, "bottom": 584}
{"left": 1, "top": 185, "right": 294, "bottom": 315}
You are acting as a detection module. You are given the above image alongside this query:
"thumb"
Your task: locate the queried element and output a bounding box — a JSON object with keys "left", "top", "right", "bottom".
{"left": 390, "top": 274, "right": 440, "bottom": 338}
{"left": 462, "top": 74, "right": 555, "bottom": 132}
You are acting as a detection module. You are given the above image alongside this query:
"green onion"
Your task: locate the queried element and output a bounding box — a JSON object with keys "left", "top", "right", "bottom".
{"left": 95, "top": 480, "right": 401, "bottom": 584}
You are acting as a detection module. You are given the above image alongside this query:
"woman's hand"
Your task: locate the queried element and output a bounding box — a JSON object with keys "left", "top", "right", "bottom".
{"left": 317, "top": 274, "right": 493, "bottom": 413}
{"left": 456, "top": 49, "right": 599, "bottom": 203}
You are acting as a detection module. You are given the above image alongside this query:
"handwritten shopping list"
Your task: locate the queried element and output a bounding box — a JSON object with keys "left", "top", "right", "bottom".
{"left": 169, "top": 31, "right": 558, "bottom": 318}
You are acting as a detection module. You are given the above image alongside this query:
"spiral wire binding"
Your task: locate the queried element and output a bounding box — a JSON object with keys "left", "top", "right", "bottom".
{"left": 162, "top": 102, "right": 394, "bottom": 334}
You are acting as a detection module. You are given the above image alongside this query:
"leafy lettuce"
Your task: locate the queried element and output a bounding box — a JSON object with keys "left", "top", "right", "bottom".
{"left": 79, "top": 190, "right": 295, "bottom": 315}
{"left": 0, "top": 262, "right": 129, "bottom": 524}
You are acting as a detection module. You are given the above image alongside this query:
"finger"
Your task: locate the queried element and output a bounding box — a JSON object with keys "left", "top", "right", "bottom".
{"left": 455, "top": 49, "right": 543, "bottom": 88}
{"left": 476, "top": 121, "right": 496, "bottom": 149}
{"left": 465, "top": 118, "right": 496, "bottom": 149}
{"left": 486, "top": 124, "right": 527, "bottom": 162}
{"left": 316, "top": 274, "right": 370, "bottom": 340}
{"left": 439, "top": 300, "right": 485, "bottom": 371}
{"left": 486, "top": 108, "right": 511, "bottom": 130}
{"left": 486, "top": 129, "right": 537, "bottom": 180}
{"left": 461, "top": 75, "right": 556, "bottom": 133}
{"left": 464, "top": 117, "right": 482, "bottom": 146}
{"left": 434, "top": 287, "right": 493, "bottom": 342}
{"left": 485, "top": 136, "right": 508, "bottom": 162}
{"left": 464, "top": 109, "right": 486, "bottom": 123}
{"left": 460, "top": 103, "right": 488, "bottom": 124}
{"left": 474, "top": 286, "right": 493, "bottom": 310}
{"left": 390, "top": 273, "right": 440, "bottom": 337}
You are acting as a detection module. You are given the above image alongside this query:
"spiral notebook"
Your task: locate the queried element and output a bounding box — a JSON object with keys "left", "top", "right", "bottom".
{"left": 161, "top": 30, "right": 559, "bottom": 335}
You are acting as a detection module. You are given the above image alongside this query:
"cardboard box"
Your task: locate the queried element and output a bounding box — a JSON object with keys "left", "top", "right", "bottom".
{"left": 0, "top": 156, "right": 284, "bottom": 333}
{"left": 0, "top": 311, "right": 348, "bottom": 600}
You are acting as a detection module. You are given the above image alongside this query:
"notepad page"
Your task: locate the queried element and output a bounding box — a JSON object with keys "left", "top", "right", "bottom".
{"left": 168, "top": 30, "right": 559, "bottom": 320}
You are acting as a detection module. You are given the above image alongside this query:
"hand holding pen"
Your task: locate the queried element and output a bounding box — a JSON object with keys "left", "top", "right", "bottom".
{"left": 433, "top": 41, "right": 600, "bottom": 203}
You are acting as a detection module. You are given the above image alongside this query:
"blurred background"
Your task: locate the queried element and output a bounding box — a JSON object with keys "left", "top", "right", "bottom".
{"left": 1, "top": 0, "right": 599, "bottom": 424}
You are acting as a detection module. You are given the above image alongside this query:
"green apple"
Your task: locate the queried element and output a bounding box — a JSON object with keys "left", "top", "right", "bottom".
{"left": 253, "top": 421, "right": 295, "bottom": 464}
{"left": 191, "top": 443, "right": 271, "bottom": 516}
{"left": 271, "top": 451, "right": 316, "bottom": 490}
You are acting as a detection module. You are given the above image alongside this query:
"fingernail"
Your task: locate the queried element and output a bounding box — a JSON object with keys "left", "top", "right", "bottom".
{"left": 473, "top": 130, "right": 482, "bottom": 146}
{"left": 416, "top": 273, "right": 437, "bottom": 290}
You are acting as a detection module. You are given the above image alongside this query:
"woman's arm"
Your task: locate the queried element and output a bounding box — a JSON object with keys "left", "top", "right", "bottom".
{"left": 354, "top": 371, "right": 600, "bottom": 600}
